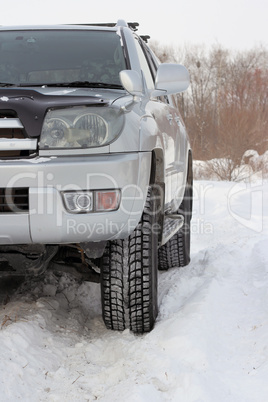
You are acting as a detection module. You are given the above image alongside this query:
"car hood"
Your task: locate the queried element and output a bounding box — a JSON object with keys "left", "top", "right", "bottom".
{"left": 26, "top": 86, "right": 125, "bottom": 100}
{"left": 0, "top": 87, "right": 126, "bottom": 138}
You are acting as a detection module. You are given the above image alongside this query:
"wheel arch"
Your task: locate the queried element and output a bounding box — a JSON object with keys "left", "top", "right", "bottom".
{"left": 149, "top": 148, "right": 165, "bottom": 246}
{"left": 149, "top": 148, "right": 193, "bottom": 245}
{"left": 186, "top": 149, "right": 193, "bottom": 220}
{"left": 187, "top": 149, "right": 193, "bottom": 186}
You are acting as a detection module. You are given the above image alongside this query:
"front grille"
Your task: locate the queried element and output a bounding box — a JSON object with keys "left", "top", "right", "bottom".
{"left": 0, "top": 112, "right": 37, "bottom": 158}
{"left": 0, "top": 188, "right": 29, "bottom": 213}
{"left": 0, "top": 127, "right": 25, "bottom": 158}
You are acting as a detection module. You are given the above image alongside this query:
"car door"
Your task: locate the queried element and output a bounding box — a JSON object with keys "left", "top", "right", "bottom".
{"left": 135, "top": 38, "right": 180, "bottom": 211}
{"left": 148, "top": 96, "right": 179, "bottom": 211}
{"left": 166, "top": 95, "right": 189, "bottom": 210}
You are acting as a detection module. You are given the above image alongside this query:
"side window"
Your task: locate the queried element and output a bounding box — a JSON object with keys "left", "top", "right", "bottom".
{"left": 169, "top": 95, "right": 178, "bottom": 109}
{"left": 134, "top": 37, "right": 155, "bottom": 90}
{"left": 141, "top": 43, "right": 158, "bottom": 76}
{"left": 161, "top": 95, "right": 170, "bottom": 105}
{"left": 139, "top": 41, "right": 172, "bottom": 105}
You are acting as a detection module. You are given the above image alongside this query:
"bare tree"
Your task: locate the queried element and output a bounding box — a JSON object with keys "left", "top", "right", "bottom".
{"left": 151, "top": 41, "right": 268, "bottom": 180}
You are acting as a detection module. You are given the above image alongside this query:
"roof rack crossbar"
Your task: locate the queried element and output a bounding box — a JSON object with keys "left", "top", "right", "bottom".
{"left": 70, "top": 21, "right": 139, "bottom": 31}
{"left": 125, "top": 22, "right": 139, "bottom": 31}
{"left": 140, "top": 35, "right": 150, "bottom": 43}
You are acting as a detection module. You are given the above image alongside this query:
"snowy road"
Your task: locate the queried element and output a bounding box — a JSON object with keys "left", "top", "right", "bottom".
{"left": 0, "top": 179, "right": 267, "bottom": 402}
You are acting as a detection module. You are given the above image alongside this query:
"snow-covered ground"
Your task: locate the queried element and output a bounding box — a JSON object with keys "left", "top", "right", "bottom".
{"left": 0, "top": 178, "right": 268, "bottom": 402}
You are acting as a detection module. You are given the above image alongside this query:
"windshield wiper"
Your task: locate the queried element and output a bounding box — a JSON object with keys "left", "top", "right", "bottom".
{"left": 0, "top": 82, "right": 17, "bottom": 87}
{"left": 65, "top": 81, "right": 124, "bottom": 89}
{"left": 19, "top": 81, "right": 124, "bottom": 89}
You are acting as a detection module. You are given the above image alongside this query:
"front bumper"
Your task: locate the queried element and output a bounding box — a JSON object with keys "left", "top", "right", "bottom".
{"left": 0, "top": 152, "right": 151, "bottom": 244}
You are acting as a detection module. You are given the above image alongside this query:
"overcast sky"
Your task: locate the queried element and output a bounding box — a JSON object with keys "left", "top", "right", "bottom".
{"left": 1, "top": 0, "right": 267, "bottom": 51}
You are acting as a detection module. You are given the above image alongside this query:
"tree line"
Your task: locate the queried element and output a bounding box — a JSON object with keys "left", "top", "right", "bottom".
{"left": 150, "top": 42, "right": 268, "bottom": 180}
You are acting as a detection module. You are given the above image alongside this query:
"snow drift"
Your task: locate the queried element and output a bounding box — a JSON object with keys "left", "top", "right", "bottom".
{"left": 0, "top": 178, "right": 267, "bottom": 401}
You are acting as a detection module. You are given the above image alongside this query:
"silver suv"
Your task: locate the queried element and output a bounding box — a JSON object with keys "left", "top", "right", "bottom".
{"left": 0, "top": 20, "right": 192, "bottom": 333}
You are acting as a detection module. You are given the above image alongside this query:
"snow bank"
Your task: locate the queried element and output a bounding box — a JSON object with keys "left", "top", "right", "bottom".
{"left": 0, "top": 179, "right": 268, "bottom": 401}
{"left": 194, "top": 150, "right": 268, "bottom": 182}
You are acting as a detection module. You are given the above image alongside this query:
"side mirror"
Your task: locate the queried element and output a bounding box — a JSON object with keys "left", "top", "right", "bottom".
{"left": 151, "top": 63, "right": 190, "bottom": 97}
{"left": 119, "top": 70, "right": 143, "bottom": 96}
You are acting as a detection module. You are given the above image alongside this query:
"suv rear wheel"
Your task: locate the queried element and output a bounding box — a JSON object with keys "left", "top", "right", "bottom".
{"left": 158, "top": 181, "right": 192, "bottom": 270}
{"left": 100, "top": 187, "right": 158, "bottom": 333}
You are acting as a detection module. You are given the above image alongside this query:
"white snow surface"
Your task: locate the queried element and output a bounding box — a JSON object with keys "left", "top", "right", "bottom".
{"left": 0, "top": 179, "right": 268, "bottom": 401}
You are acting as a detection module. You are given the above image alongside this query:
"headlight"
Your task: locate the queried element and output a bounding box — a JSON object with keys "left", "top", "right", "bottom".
{"left": 40, "top": 117, "right": 71, "bottom": 148}
{"left": 39, "top": 106, "right": 124, "bottom": 149}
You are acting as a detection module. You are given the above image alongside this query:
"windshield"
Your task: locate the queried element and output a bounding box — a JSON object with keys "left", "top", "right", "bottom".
{"left": 0, "top": 29, "right": 126, "bottom": 87}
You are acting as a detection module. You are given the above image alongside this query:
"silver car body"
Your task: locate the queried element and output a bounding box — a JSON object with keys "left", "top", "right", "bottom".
{"left": 0, "top": 22, "right": 191, "bottom": 248}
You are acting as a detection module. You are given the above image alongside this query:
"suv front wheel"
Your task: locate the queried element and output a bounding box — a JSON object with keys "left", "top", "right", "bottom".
{"left": 100, "top": 187, "right": 158, "bottom": 334}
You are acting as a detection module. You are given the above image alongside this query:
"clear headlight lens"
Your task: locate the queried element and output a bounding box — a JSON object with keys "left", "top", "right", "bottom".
{"left": 39, "top": 106, "right": 124, "bottom": 149}
{"left": 63, "top": 191, "right": 93, "bottom": 213}
{"left": 62, "top": 189, "right": 120, "bottom": 214}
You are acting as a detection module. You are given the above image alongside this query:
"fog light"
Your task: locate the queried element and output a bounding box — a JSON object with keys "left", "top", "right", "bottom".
{"left": 63, "top": 191, "right": 93, "bottom": 213}
{"left": 96, "top": 190, "right": 120, "bottom": 212}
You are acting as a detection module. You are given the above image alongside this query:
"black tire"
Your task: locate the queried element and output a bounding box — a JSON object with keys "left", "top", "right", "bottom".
{"left": 158, "top": 182, "right": 192, "bottom": 270}
{"left": 100, "top": 187, "right": 158, "bottom": 334}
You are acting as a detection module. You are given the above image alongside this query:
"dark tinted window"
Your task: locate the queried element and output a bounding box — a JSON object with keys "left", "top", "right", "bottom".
{"left": 0, "top": 30, "right": 126, "bottom": 85}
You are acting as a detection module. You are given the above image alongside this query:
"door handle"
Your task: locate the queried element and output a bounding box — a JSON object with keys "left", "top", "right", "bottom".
{"left": 166, "top": 114, "right": 173, "bottom": 124}
{"left": 175, "top": 116, "right": 181, "bottom": 126}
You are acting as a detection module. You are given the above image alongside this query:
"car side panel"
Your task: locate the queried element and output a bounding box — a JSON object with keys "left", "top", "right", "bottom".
{"left": 140, "top": 98, "right": 188, "bottom": 212}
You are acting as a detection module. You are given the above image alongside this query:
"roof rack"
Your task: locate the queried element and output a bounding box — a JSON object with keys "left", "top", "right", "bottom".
{"left": 69, "top": 21, "right": 150, "bottom": 42}
{"left": 72, "top": 21, "right": 139, "bottom": 32}
{"left": 125, "top": 22, "right": 139, "bottom": 31}
{"left": 140, "top": 35, "right": 150, "bottom": 43}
